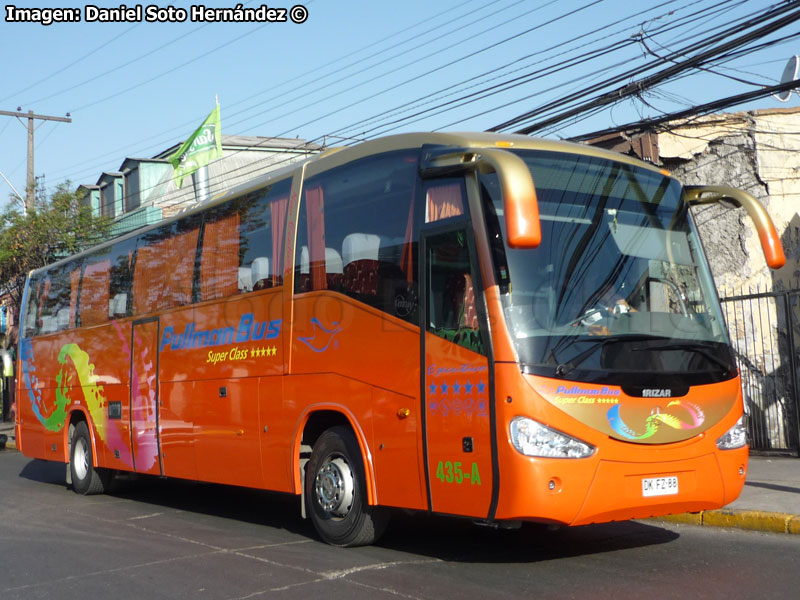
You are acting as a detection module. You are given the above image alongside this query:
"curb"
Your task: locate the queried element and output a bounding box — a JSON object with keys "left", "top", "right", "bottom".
{"left": 651, "top": 510, "right": 800, "bottom": 535}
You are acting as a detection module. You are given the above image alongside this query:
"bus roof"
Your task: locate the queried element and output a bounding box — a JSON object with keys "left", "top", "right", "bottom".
{"left": 29, "top": 132, "right": 669, "bottom": 278}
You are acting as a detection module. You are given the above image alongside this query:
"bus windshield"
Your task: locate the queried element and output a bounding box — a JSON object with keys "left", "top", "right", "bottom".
{"left": 480, "top": 149, "right": 736, "bottom": 387}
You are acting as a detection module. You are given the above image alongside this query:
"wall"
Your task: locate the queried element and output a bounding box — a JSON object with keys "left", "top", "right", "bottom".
{"left": 656, "top": 108, "right": 800, "bottom": 451}
{"left": 658, "top": 108, "right": 800, "bottom": 292}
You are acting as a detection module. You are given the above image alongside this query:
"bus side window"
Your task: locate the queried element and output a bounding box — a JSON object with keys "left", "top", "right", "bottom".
{"left": 200, "top": 204, "right": 242, "bottom": 301}
{"left": 108, "top": 237, "right": 136, "bottom": 319}
{"left": 37, "top": 262, "right": 80, "bottom": 334}
{"left": 294, "top": 151, "right": 419, "bottom": 323}
{"left": 80, "top": 257, "right": 110, "bottom": 327}
{"left": 78, "top": 237, "right": 136, "bottom": 325}
{"left": 133, "top": 217, "right": 201, "bottom": 314}
{"left": 23, "top": 274, "right": 43, "bottom": 338}
{"left": 198, "top": 178, "right": 290, "bottom": 302}
{"left": 426, "top": 229, "right": 485, "bottom": 356}
{"left": 38, "top": 274, "right": 55, "bottom": 335}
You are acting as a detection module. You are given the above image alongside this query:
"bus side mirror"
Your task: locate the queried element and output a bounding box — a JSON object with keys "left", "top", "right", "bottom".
{"left": 474, "top": 149, "right": 541, "bottom": 248}
{"left": 684, "top": 185, "right": 785, "bottom": 270}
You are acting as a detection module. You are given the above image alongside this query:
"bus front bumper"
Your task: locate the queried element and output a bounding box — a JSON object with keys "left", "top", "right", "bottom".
{"left": 495, "top": 446, "right": 748, "bottom": 526}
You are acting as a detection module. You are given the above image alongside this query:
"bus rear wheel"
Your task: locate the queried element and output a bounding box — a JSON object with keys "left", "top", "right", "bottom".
{"left": 70, "top": 421, "right": 111, "bottom": 495}
{"left": 305, "top": 426, "right": 388, "bottom": 546}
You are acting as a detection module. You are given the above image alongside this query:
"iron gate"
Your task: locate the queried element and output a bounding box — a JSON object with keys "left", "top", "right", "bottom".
{"left": 719, "top": 289, "right": 800, "bottom": 456}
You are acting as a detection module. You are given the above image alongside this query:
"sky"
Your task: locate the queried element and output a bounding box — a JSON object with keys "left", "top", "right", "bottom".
{"left": 1, "top": 0, "right": 798, "bottom": 209}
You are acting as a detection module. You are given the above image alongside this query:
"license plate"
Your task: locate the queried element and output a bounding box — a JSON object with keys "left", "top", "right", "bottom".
{"left": 642, "top": 476, "right": 679, "bottom": 497}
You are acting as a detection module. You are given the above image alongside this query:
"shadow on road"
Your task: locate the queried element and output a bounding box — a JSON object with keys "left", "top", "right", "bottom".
{"left": 17, "top": 457, "right": 679, "bottom": 562}
{"left": 19, "top": 458, "right": 68, "bottom": 486}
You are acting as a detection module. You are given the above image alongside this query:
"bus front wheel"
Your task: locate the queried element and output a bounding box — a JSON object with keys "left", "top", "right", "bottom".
{"left": 305, "top": 426, "right": 388, "bottom": 546}
{"left": 69, "top": 421, "right": 111, "bottom": 495}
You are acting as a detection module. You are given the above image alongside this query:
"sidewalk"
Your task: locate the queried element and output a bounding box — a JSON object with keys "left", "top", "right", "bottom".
{"left": 1, "top": 419, "right": 798, "bottom": 533}
{"left": 654, "top": 455, "right": 800, "bottom": 534}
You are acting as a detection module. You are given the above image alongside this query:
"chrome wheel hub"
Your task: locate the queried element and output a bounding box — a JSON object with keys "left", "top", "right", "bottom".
{"left": 315, "top": 456, "right": 354, "bottom": 517}
{"left": 74, "top": 438, "right": 89, "bottom": 480}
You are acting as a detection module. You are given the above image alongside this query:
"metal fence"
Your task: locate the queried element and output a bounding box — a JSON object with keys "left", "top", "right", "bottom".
{"left": 719, "top": 288, "right": 800, "bottom": 456}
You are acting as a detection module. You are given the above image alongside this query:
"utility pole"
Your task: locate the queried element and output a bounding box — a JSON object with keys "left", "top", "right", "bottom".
{"left": 0, "top": 109, "right": 72, "bottom": 212}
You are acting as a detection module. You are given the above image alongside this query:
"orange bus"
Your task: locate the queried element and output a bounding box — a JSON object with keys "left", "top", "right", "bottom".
{"left": 15, "top": 133, "right": 785, "bottom": 546}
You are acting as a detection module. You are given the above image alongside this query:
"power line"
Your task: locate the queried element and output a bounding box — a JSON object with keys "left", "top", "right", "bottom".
{"left": 568, "top": 77, "right": 800, "bottom": 142}
{"left": 0, "top": 23, "right": 140, "bottom": 104}
{"left": 330, "top": 0, "right": 754, "bottom": 141}
{"left": 224, "top": 0, "right": 573, "bottom": 139}
{"left": 19, "top": 0, "right": 795, "bottom": 212}
{"left": 41, "top": 0, "right": 483, "bottom": 182}
{"left": 489, "top": 1, "right": 800, "bottom": 133}
{"left": 329, "top": 0, "right": 690, "bottom": 140}
{"left": 88, "top": 1, "right": 774, "bottom": 215}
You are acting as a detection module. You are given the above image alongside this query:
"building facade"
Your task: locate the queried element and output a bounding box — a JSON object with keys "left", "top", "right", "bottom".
{"left": 80, "top": 134, "right": 322, "bottom": 239}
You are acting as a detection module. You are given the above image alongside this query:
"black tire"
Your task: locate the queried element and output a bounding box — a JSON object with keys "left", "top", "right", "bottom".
{"left": 305, "top": 426, "right": 388, "bottom": 546}
{"left": 70, "top": 421, "right": 111, "bottom": 495}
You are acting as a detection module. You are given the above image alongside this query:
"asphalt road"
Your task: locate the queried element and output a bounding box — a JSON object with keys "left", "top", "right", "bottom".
{"left": 2, "top": 451, "right": 799, "bottom": 600}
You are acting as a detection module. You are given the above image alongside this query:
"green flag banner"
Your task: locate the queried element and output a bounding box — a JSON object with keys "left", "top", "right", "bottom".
{"left": 168, "top": 103, "right": 223, "bottom": 188}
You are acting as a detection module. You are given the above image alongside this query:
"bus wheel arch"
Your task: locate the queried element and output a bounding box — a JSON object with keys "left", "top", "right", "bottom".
{"left": 296, "top": 409, "right": 377, "bottom": 502}
{"left": 303, "top": 424, "right": 388, "bottom": 546}
{"left": 68, "top": 415, "right": 111, "bottom": 495}
{"left": 65, "top": 409, "right": 89, "bottom": 464}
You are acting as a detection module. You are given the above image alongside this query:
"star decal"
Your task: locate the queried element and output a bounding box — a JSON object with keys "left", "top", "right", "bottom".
{"left": 247, "top": 346, "right": 278, "bottom": 359}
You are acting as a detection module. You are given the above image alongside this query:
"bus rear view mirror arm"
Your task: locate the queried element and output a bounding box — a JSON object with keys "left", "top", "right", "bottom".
{"left": 684, "top": 185, "right": 786, "bottom": 270}
{"left": 420, "top": 147, "right": 541, "bottom": 248}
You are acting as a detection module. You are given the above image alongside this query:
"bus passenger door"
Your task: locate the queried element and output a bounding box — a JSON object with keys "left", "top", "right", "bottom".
{"left": 422, "top": 227, "right": 495, "bottom": 519}
{"left": 129, "top": 318, "right": 162, "bottom": 476}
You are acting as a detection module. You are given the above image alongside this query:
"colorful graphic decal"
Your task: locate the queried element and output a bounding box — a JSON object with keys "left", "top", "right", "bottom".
{"left": 606, "top": 401, "right": 705, "bottom": 441}
{"left": 21, "top": 340, "right": 109, "bottom": 436}
{"left": 20, "top": 338, "right": 48, "bottom": 429}
{"left": 19, "top": 324, "right": 157, "bottom": 469}
{"left": 527, "top": 375, "right": 729, "bottom": 444}
{"left": 298, "top": 318, "right": 342, "bottom": 353}
{"left": 56, "top": 344, "right": 108, "bottom": 439}
{"left": 427, "top": 363, "right": 489, "bottom": 418}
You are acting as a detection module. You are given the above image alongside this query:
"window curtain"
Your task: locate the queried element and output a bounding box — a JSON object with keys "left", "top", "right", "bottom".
{"left": 426, "top": 183, "right": 464, "bottom": 222}
{"left": 80, "top": 260, "right": 110, "bottom": 326}
{"left": 305, "top": 185, "right": 327, "bottom": 290}
{"left": 69, "top": 267, "right": 81, "bottom": 328}
{"left": 134, "top": 228, "right": 199, "bottom": 313}
{"left": 163, "top": 229, "right": 199, "bottom": 307}
{"left": 271, "top": 196, "right": 288, "bottom": 286}
{"left": 200, "top": 212, "right": 240, "bottom": 301}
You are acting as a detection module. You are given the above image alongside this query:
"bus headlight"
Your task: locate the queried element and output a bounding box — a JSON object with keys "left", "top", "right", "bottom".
{"left": 716, "top": 417, "right": 748, "bottom": 450}
{"left": 510, "top": 417, "right": 595, "bottom": 458}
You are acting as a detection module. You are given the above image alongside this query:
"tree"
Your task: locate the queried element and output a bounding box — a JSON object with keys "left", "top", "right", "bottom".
{"left": 0, "top": 184, "right": 111, "bottom": 347}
